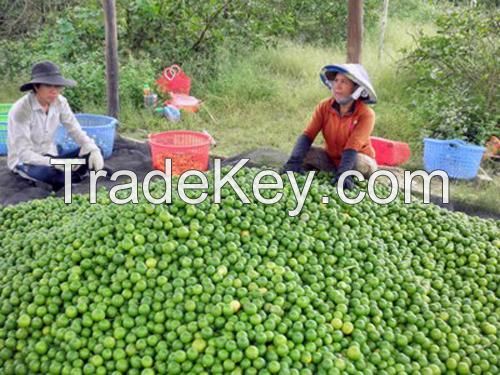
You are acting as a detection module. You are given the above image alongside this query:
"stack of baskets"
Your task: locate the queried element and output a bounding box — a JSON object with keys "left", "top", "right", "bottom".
{"left": 0, "top": 103, "right": 12, "bottom": 156}
{"left": 423, "top": 138, "right": 486, "bottom": 180}
{"left": 55, "top": 114, "right": 118, "bottom": 159}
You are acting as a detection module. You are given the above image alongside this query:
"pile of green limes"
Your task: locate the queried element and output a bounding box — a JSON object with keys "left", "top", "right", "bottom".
{"left": 0, "top": 168, "right": 498, "bottom": 375}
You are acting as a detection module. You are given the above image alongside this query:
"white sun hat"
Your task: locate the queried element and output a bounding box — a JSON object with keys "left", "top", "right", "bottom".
{"left": 320, "top": 63, "right": 377, "bottom": 104}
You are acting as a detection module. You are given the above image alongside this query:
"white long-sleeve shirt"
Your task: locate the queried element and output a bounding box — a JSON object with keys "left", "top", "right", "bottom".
{"left": 7, "top": 92, "right": 98, "bottom": 170}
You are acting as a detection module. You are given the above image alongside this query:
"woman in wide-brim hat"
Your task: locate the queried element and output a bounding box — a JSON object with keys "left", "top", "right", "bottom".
{"left": 7, "top": 60, "right": 105, "bottom": 191}
{"left": 280, "top": 63, "right": 378, "bottom": 190}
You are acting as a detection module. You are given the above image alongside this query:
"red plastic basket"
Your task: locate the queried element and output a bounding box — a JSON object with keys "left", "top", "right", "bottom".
{"left": 156, "top": 64, "right": 191, "bottom": 95}
{"left": 148, "top": 131, "right": 211, "bottom": 175}
{"left": 370, "top": 136, "right": 411, "bottom": 166}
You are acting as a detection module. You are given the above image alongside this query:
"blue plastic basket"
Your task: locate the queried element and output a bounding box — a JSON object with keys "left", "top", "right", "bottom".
{"left": 0, "top": 123, "right": 7, "bottom": 156}
{"left": 55, "top": 114, "right": 118, "bottom": 159}
{"left": 423, "top": 138, "right": 485, "bottom": 179}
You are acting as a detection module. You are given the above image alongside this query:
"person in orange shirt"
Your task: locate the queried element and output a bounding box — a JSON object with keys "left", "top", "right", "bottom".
{"left": 281, "top": 63, "right": 378, "bottom": 189}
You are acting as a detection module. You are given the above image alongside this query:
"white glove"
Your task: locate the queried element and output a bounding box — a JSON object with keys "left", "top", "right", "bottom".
{"left": 88, "top": 149, "right": 104, "bottom": 171}
{"left": 54, "top": 164, "right": 84, "bottom": 172}
{"left": 53, "top": 164, "right": 66, "bottom": 172}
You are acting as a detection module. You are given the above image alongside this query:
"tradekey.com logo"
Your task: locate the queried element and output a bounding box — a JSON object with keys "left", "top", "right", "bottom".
{"left": 51, "top": 158, "right": 449, "bottom": 216}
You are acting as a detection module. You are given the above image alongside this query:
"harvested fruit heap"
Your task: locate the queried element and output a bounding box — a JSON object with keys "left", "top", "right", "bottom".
{"left": 0, "top": 168, "right": 499, "bottom": 375}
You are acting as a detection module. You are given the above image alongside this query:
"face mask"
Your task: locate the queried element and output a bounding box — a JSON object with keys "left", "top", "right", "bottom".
{"left": 335, "top": 86, "right": 368, "bottom": 105}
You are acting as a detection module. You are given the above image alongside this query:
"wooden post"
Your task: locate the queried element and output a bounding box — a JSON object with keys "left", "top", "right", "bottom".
{"left": 347, "top": 0, "right": 363, "bottom": 63}
{"left": 103, "top": 0, "right": 119, "bottom": 119}
{"left": 378, "top": 0, "right": 390, "bottom": 60}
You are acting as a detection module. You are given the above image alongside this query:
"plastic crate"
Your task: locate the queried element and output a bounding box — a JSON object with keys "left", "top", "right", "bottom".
{"left": 0, "top": 123, "right": 7, "bottom": 156}
{"left": 370, "top": 136, "right": 411, "bottom": 166}
{"left": 55, "top": 114, "right": 118, "bottom": 159}
{"left": 148, "top": 131, "right": 211, "bottom": 175}
{"left": 0, "top": 103, "right": 12, "bottom": 114}
{"left": 423, "top": 138, "right": 485, "bottom": 179}
{"left": 0, "top": 103, "right": 11, "bottom": 136}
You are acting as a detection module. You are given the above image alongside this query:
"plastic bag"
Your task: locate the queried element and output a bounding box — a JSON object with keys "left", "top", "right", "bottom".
{"left": 156, "top": 64, "right": 191, "bottom": 95}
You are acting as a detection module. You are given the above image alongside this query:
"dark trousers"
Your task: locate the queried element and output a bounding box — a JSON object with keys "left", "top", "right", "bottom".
{"left": 14, "top": 148, "right": 90, "bottom": 191}
{"left": 303, "top": 146, "right": 377, "bottom": 177}
{"left": 302, "top": 146, "right": 337, "bottom": 172}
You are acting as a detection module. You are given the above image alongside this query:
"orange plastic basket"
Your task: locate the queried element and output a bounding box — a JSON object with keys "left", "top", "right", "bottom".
{"left": 148, "top": 131, "right": 211, "bottom": 175}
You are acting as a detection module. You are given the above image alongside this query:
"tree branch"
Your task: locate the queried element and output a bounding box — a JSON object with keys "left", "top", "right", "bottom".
{"left": 190, "top": 0, "right": 231, "bottom": 52}
{"left": 6, "top": 0, "right": 30, "bottom": 35}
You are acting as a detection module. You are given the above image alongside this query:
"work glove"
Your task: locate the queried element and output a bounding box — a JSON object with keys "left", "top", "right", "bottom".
{"left": 334, "top": 174, "right": 356, "bottom": 190}
{"left": 53, "top": 164, "right": 66, "bottom": 172}
{"left": 56, "top": 163, "right": 86, "bottom": 172}
{"left": 88, "top": 149, "right": 104, "bottom": 171}
{"left": 47, "top": 153, "right": 82, "bottom": 173}
{"left": 331, "top": 149, "right": 358, "bottom": 190}
{"left": 280, "top": 134, "right": 312, "bottom": 175}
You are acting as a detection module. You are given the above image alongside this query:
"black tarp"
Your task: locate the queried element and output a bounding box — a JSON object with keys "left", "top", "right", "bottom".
{"left": 0, "top": 136, "right": 286, "bottom": 206}
{"left": 1, "top": 136, "right": 160, "bottom": 205}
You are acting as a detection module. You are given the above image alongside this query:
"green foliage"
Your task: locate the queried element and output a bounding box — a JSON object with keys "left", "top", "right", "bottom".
{"left": 400, "top": 9, "right": 499, "bottom": 145}
{"left": 0, "top": 0, "right": 82, "bottom": 38}
{"left": 440, "top": 0, "right": 499, "bottom": 9}
{"left": 0, "top": 0, "right": 386, "bottom": 111}
{"left": 389, "top": 0, "right": 440, "bottom": 21}
{"left": 0, "top": 3, "right": 104, "bottom": 76}
{"left": 119, "top": 57, "right": 159, "bottom": 107}
{"left": 1, "top": 0, "right": 380, "bottom": 111}
{"left": 59, "top": 54, "right": 106, "bottom": 112}
{"left": 61, "top": 55, "right": 159, "bottom": 112}
{"left": 117, "top": 0, "right": 382, "bottom": 58}
{"left": 50, "top": 5, "right": 105, "bottom": 60}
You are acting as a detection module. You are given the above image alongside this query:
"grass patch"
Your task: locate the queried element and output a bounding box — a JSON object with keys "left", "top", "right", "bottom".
{"left": 118, "top": 17, "right": 438, "bottom": 158}
{"left": 450, "top": 175, "right": 500, "bottom": 217}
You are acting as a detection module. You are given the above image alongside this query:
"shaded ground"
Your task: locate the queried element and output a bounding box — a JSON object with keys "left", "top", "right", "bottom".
{"left": 0, "top": 136, "right": 162, "bottom": 205}
{"left": 0, "top": 138, "right": 498, "bottom": 220}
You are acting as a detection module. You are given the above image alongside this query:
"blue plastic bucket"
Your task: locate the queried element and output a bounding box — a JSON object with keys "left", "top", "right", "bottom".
{"left": 423, "top": 138, "right": 485, "bottom": 179}
{"left": 56, "top": 114, "right": 117, "bottom": 159}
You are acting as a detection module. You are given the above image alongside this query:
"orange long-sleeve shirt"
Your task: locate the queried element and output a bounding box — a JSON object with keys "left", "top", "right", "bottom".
{"left": 303, "top": 98, "right": 376, "bottom": 167}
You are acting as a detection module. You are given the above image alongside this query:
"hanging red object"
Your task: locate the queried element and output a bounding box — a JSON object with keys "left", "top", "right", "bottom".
{"left": 156, "top": 64, "right": 191, "bottom": 95}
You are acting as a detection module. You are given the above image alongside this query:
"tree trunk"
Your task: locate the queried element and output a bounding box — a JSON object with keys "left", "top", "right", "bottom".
{"left": 103, "top": 0, "right": 120, "bottom": 119}
{"left": 347, "top": 0, "right": 363, "bottom": 63}
{"left": 378, "top": 0, "right": 389, "bottom": 60}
